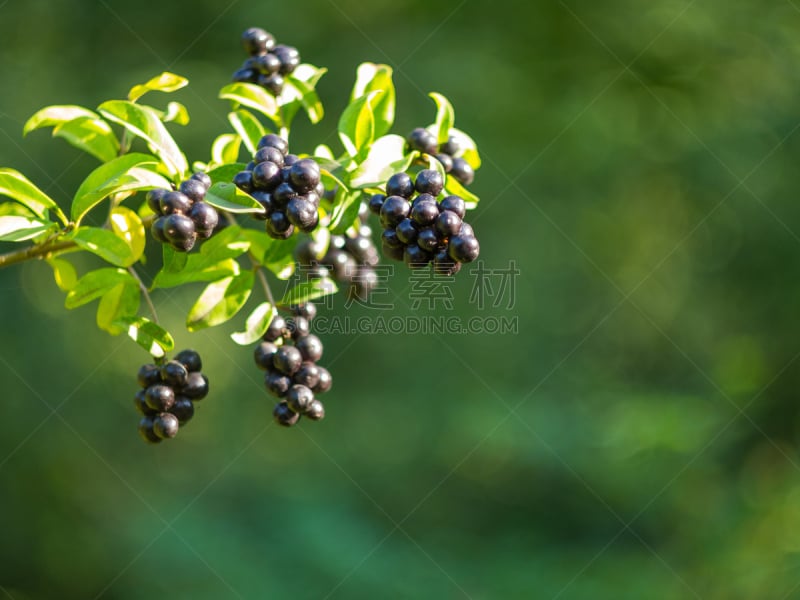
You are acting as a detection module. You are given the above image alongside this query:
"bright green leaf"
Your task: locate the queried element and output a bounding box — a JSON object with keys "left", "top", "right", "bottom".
{"left": 71, "top": 153, "right": 163, "bottom": 223}
{"left": 285, "top": 75, "right": 324, "bottom": 124}
{"left": 206, "top": 163, "right": 248, "bottom": 186}
{"left": 162, "top": 102, "right": 190, "bottom": 125}
{"left": 329, "top": 189, "right": 364, "bottom": 234}
{"left": 98, "top": 100, "right": 188, "bottom": 178}
{"left": 231, "top": 301, "right": 276, "bottom": 345}
{"left": 351, "top": 63, "right": 395, "bottom": 137}
{"left": 0, "top": 215, "right": 53, "bottom": 241}
{"left": 70, "top": 227, "right": 135, "bottom": 267}
{"left": 219, "top": 83, "right": 279, "bottom": 122}
{"left": 211, "top": 134, "right": 241, "bottom": 165}
{"left": 338, "top": 91, "right": 381, "bottom": 159}
{"left": 65, "top": 268, "right": 134, "bottom": 309}
{"left": 445, "top": 174, "right": 480, "bottom": 209}
{"left": 162, "top": 244, "right": 188, "bottom": 273}
{"left": 97, "top": 279, "right": 140, "bottom": 334}
{"left": 47, "top": 257, "right": 78, "bottom": 292}
{"left": 429, "top": 92, "right": 455, "bottom": 146}
{"left": 152, "top": 257, "right": 240, "bottom": 289}
{"left": 52, "top": 117, "right": 119, "bottom": 162}
{"left": 186, "top": 271, "right": 254, "bottom": 331}
{"left": 24, "top": 105, "right": 98, "bottom": 134}
{"left": 128, "top": 72, "right": 189, "bottom": 103}
{"left": 228, "top": 109, "right": 266, "bottom": 155}
{"left": 205, "top": 182, "right": 265, "bottom": 214}
{"left": 350, "top": 135, "right": 417, "bottom": 189}
{"left": 279, "top": 278, "right": 338, "bottom": 306}
{"left": 0, "top": 169, "right": 66, "bottom": 224}
{"left": 110, "top": 206, "right": 146, "bottom": 264}
{"left": 448, "top": 127, "right": 481, "bottom": 169}
{"left": 118, "top": 316, "right": 174, "bottom": 357}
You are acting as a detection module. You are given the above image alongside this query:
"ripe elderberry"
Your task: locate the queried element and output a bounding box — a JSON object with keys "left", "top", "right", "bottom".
{"left": 147, "top": 173, "right": 218, "bottom": 253}
{"left": 406, "top": 130, "right": 477, "bottom": 187}
{"left": 371, "top": 169, "right": 480, "bottom": 274}
{"left": 233, "top": 135, "right": 321, "bottom": 240}
{"left": 133, "top": 349, "right": 210, "bottom": 443}
{"left": 253, "top": 305, "right": 332, "bottom": 427}
{"left": 231, "top": 28, "right": 302, "bottom": 96}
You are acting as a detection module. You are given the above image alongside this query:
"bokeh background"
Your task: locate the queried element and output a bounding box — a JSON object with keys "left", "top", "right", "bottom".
{"left": 2, "top": 0, "right": 800, "bottom": 598}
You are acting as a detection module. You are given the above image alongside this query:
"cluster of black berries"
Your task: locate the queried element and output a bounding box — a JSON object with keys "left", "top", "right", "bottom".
{"left": 147, "top": 173, "right": 219, "bottom": 252}
{"left": 254, "top": 305, "right": 330, "bottom": 427}
{"left": 407, "top": 128, "right": 475, "bottom": 187}
{"left": 295, "top": 216, "right": 381, "bottom": 301}
{"left": 134, "top": 350, "right": 209, "bottom": 443}
{"left": 233, "top": 134, "right": 322, "bottom": 240}
{"left": 232, "top": 27, "right": 300, "bottom": 96}
{"left": 369, "top": 170, "right": 480, "bottom": 275}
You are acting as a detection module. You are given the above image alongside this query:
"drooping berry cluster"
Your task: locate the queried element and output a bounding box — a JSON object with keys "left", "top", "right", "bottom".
{"left": 233, "top": 134, "right": 323, "bottom": 240}
{"left": 369, "top": 170, "right": 480, "bottom": 275}
{"left": 147, "top": 172, "right": 219, "bottom": 252}
{"left": 253, "top": 305, "right": 331, "bottom": 427}
{"left": 231, "top": 27, "right": 300, "bottom": 96}
{"left": 134, "top": 350, "right": 210, "bottom": 443}
{"left": 294, "top": 209, "right": 380, "bottom": 301}
{"left": 406, "top": 128, "right": 475, "bottom": 187}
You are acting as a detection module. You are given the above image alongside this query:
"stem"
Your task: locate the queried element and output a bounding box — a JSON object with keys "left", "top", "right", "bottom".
{"left": 0, "top": 215, "right": 156, "bottom": 270}
{"left": 127, "top": 266, "right": 159, "bottom": 323}
{"left": 0, "top": 239, "right": 77, "bottom": 268}
{"left": 256, "top": 265, "right": 276, "bottom": 307}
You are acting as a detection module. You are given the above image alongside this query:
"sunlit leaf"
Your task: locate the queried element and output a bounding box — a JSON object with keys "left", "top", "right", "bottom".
{"left": 279, "top": 278, "right": 338, "bottom": 306}
{"left": 65, "top": 268, "right": 134, "bottom": 309}
{"left": 228, "top": 109, "right": 266, "bottom": 155}
{"left": 118, "top": 316, "right": 174, "bottom": 357}
{"left": 350, "top": 135, "right": 417, "bottom": 189}
{"left": 128, "top": 72, "right": 189, "bottom": 103}
{"left": 110, "top": 206, "right": 146, "bottom": 264}
{"left": 338, "top": 91, "right": 381, "bottom": 159}
{"left": 98, "top": 100, "right": 188, "bottom": 177}
{"left": 0, "top": 215, "right": 54, "bottom": 241}
{"left": 0, "top": 169, "right": 67, "bottom": 224}
{"left": 230, "top": 301, "right": 276, "bottom": 345}
{"left": 186, "top": 271, "right": 254, "bottom": 331}
{"left": 211, "top": 134, "right": 241, "bottom": 165}
{"left": 429, "top": 92, "right": 455, "bottom": 146}
{"left": 97, "top": 278, "right": 140, "bottom": 334}
{"left": 219, "top": 83, "right": 279, "bottom": 121}
{"left": 70, "top": 227, "right": 135, "bottom": 267}
{"left": 47, "top": 257, "right": 78, "bottom": 292}
{"left": 351, "top": 63, "right": 395, "bottom": 138}
{"left": 205, "top": 182, "right": 265, "bottom": 214}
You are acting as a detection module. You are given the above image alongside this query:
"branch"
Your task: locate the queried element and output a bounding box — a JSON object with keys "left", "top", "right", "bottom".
{"left": 0, "top": 239, "right": 77, "bottom": 269}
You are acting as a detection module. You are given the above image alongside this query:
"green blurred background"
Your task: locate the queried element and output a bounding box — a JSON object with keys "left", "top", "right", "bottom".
{"left": 2, "top": 0, "right": 800, "bottom": 598}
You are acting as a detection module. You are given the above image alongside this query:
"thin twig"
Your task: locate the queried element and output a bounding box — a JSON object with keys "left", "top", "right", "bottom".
{"left": 127, "top": 266, "right": 159, "bottom": 323}
{"left": 255, "top": 265, "right": 276, "bottom": 306}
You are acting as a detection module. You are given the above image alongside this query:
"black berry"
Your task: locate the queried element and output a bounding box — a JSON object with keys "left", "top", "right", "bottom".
{"left": 160, "top": 360, "right": 189, "bottom": 387}
{"left": 386, "top": 173, "right": 414, "bottom": 199}
{"left": 448, "top": 235, "right": 480, "bottom": 263}
{"left": 273, "top": 345, "right": 303, "bottom": 375}
{"left": 286, "top": 384, "right": 314, "bottom": 413}
{"left": 407, "top": 128, "right": 437, "bottom": 154}
{"left": 174, "top": 349, "right": 202, "bottom": 372}
{"left": 296, "top": 334, "right": 323, "bottom": 362}
{"left": 153, "top": 412, "right": 180, "bottom": 439}
{"left": 169, "top": 396, "right": 195, "bottom": 424}
{"left": 273, "top": 402, "right": 300, "bottom": 426}
{"left": 145, "top": 385, "right": 175, "bottom": 412}
{"left": 415, "top": 169, "right": 444, "bottom": 196}
{"left": 242, "top": 27, "right": 275, "bottom": 55}
{"left": 182, "top": 372, "right": 209, "bottom": 400}
{"left": 450, "top": 158, "right": 474, "bottom": 186}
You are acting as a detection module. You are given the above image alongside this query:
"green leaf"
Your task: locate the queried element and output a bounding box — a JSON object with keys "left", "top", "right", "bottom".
{"left": 110, "top": 206, "right": 146, "bottom": 264}
{"left": 186, "top": 271, "right": 254, "bottom": 331}
{"left": 118, "top": 316, "right": 174, "bottom": 358}
{"left": 162, "top": 244, "right": 188, "bottom": 273}
{"left": 231, "top": 301, "right": 276, "bottom": 345}
{"left": 52, "top": 117, "right": 120, "bottom": 163}
{"left": 205, "top": 182, "right": 265, "bottom": 214}
{"left": 206, "top": 163, "right": 248, "bottom": 186}
{"left": 244, "top": 229, "right": 297, "bottom": 280}
{"left": 279, "top": 64, "right": 327, "bottom": 129}
{"left": 25, "top": 107, "right": 119, "bottom": 162}
{"left": 429, "top": 92, "right": 455, "bottom": 146}
{"left": 228, "top": 109, "right": 266, "bottom": 155}
{"left": 198, "top": 225, "right": 250, "bottom": 260}
{"left": 0, "top": 215, "right": 54, "bottom": 241}
{"left": 350, "top": 135, "right": 417, "bottom": 189}
{"left": 70, "top": 227, "right": 135, "bottom": 267}
{"left": 351, "top": 63, "right": 395, "bottom": 137}
{"left": 162, "top": 102, "right": 190, "bottom": 125}
{"left": 285, "top": 75, "right": 324, "bottom": 124}
{"left": 128, "top": 72, "right": 189, "bottom": 103}
{"left": 449, "top": 127, "right": 481, "bottom": 169}
{"left": 329, "top": 189, "right": 364, "bottom": 234}
{"left": 338, "top": 91, "right": 381, "bottom": 159}
{"left": 97, "top": 278, "right": 140, "bottom": 334}
{"left": 98, "top": 100, "right": 188, "bottom": 178}
{"left": 445, "top": 174, "right": 480, "bottom": 209}
{"left": 211, "top": 134, "right": 241, "bottom": 165}
{"left": 0, "top": 169, "right": 66, "bottom": 224}
{"left": 219, "top": 83, "right": 279, "bottom": 122}
{"left": 65, "top": 268, "right": 134, "bottom": 309}
{"left": 71, "top": 153, "right": 164, "bottom": 223}
{"left": 47, "top": 257, "right": 78, "bottom": 292}
{"left": 279, "top": 278, "right": 338, "bottom": 306}
{"left": 152, "top": 257, "right": 240, "bottom": 288}
{"left": 24, "top": 105, "right": 98, "bottom": 135}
